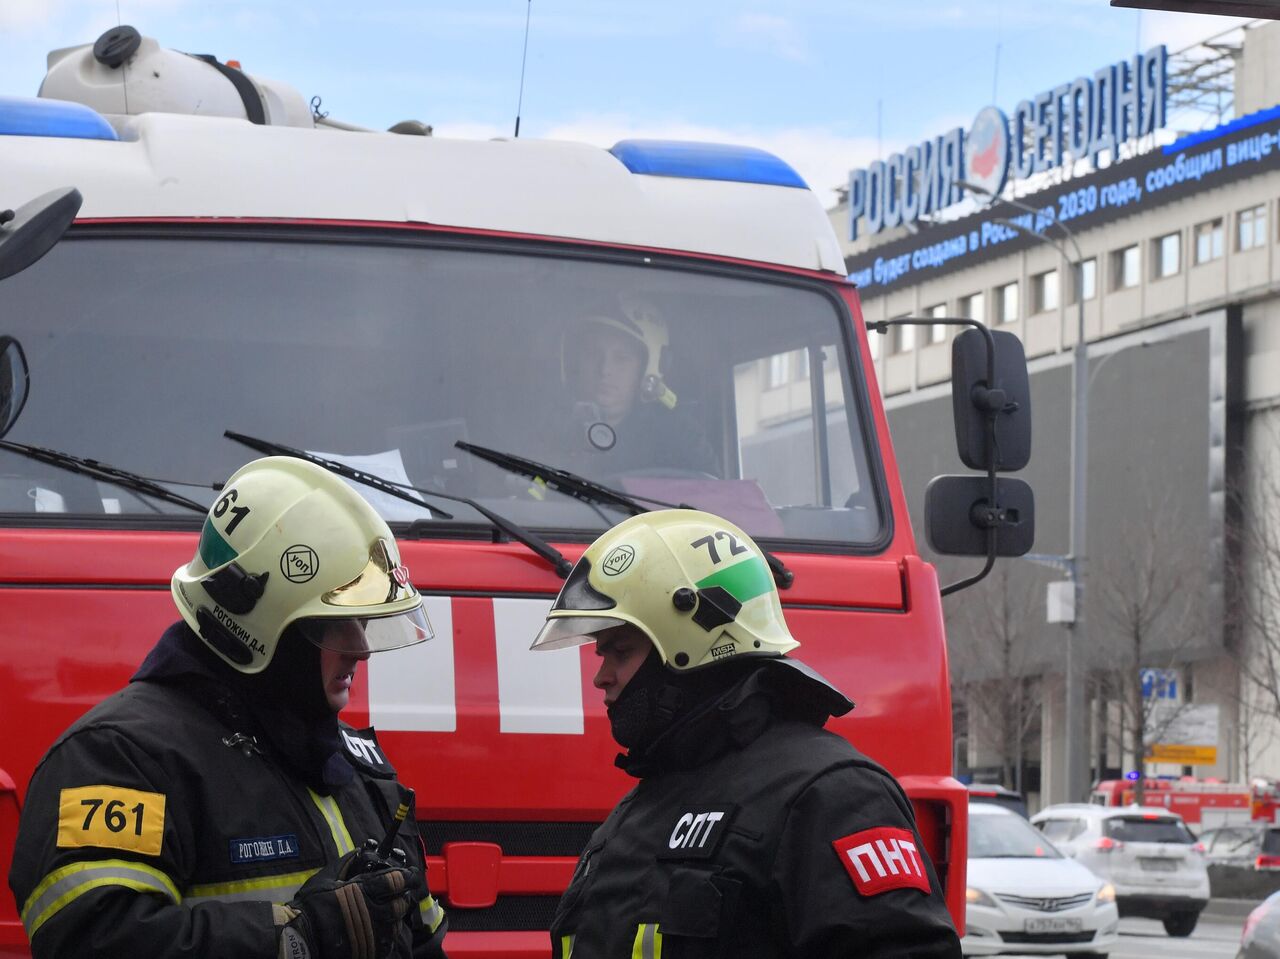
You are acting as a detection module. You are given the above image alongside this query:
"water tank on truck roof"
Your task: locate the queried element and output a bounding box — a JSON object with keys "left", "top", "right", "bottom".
{"left": 40, "top": 25, "right": 314, "bottom": 128}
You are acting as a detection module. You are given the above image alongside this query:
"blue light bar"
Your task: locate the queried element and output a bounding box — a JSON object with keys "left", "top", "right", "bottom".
{"left": 610, "top": 139, "right": 808, "bottom": 190}
{"left": 0, "top": 96, "right": 118, "bottom": 141}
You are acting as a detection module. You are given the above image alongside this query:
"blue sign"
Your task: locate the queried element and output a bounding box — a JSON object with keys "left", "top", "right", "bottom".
{"left": 846, "top": 102, "right": 1280, "bottom": 296}
{"left": 848, "top": 46, "right": 1168, "bottom": 240}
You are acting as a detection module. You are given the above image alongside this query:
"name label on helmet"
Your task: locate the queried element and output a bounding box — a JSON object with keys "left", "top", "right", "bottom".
{"left": 229, "top": 833, "right": 300, "bottom": 864}
{"left": 212, "top": 604, "right": 267, "bottom": 658}
{"left": 658, "top": 805, "right": 737, "bottom": 860}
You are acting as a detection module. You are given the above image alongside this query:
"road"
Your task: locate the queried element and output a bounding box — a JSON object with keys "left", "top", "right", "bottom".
{"left": 995, "top": 915, "right": 1244, "bottom": 958}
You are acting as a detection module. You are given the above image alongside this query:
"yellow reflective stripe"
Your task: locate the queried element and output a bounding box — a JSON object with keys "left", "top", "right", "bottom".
{"left": 308, "top": 789, "right": 355, "bottom": 856}
{"left": 631, "top": 923, "right": 662, "bottom": 959}
{"left": 21, "top": 859, "right": 180, "bottom": 938}
{"left": 186, "top": 867, "right": 320, "bottom": 904}
{"left": 559, "top": 933, "right": 575, "bottom": 958}
{"left": 419, "top": 894, "right": 444, "bottom": 934}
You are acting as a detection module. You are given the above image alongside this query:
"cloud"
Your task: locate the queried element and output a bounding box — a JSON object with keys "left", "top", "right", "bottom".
{"left": 718, "top": 13, "right": 808, "bottom": 63}
{"left": 1139, "top": 9, "right": 1255, "bottom": 51}
{"left": 0, "top": 0, "right": 66, "bottom": 29}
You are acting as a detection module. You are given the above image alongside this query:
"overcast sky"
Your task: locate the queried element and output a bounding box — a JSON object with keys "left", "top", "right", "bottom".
{"left": 0, "top": 1, "right": 1257, "bottom": 205}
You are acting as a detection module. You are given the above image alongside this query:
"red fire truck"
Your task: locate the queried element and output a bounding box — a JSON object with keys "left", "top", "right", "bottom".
{"left": 1091, "top": 779, "right": 1280, "bottom": 829}
{"left": 0, "top": 29, "right": 1033, "bottom": 957}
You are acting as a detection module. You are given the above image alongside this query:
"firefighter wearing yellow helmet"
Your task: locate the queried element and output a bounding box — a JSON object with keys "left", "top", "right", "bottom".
{"left": 11, "top": 458, "right": 447, "bottom": 959}
{"left": 534, "top": 510, "right": 962, "bottom": 959}
{"left": 557, "top": 296, "right": 717, "bottom": 477}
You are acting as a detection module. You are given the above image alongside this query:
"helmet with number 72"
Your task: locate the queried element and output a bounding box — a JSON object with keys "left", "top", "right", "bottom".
{"left": 171, "top": 456, "right": 432, "bottom": 674}
{"left": 531, "top": 509, "right": 797, "bottom": 670}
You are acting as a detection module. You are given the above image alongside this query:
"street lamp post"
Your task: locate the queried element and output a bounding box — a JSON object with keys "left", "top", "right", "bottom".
{"left": 957, "top": 180, "right": 1091, "bottom": 803}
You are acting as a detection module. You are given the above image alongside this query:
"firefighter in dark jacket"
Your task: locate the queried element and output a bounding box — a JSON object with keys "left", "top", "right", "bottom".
{"left": 10, "top": 456, "right": 447, "bottom": 959}
{"left": 531, "top": 509, "right": 962, "bottom": 958}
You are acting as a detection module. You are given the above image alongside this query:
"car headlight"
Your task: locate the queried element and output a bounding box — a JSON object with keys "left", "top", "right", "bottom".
{"left": 1097, "top": 882, "right": 1116, "bottom": 903}
{"left": 967, "top": 887, "right": 997, "bottom": 908}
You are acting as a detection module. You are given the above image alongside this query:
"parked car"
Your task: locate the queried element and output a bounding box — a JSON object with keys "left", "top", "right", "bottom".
{"left": 962, "top": 803, "right": 1119, "bottom": 957}
{"left": 968, "top": 783, "right": 1030, "bottom": 818}
{"left": 1200, "top": 823, "right": 1280, "bottom": 869}
{"left": 1031, "top": 804, "right": 1209, "bottom": 937}
{"left": 1239, "top": 889, "right": 1280, "bottom": 958}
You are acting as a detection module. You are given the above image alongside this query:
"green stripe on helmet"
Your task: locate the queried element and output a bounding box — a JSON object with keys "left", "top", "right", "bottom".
{"left": 695, "top": 555, "right": 772, "bottom": 605}
{"left": 198, "top": 517, "right": 238, "bottom": 570}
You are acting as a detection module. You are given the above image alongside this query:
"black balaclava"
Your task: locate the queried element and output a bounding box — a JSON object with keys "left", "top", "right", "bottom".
{"left": 606, "top": 646, "right": 758, "bottom": 752}
{"left": 134, "top": 621, "right": 353, "bottom": 793}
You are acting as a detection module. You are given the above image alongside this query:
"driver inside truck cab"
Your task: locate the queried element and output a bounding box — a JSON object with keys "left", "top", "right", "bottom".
{"left": 557, "top": 295, "right": 717, "bottom": 479}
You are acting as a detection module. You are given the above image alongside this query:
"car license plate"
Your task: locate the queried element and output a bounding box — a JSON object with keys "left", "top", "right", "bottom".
{"left": 1025, "top": 917, "right": 1083, "bottom": 934}
{"left": 1140, "top": 857, "right": 1178, "bottom": 872}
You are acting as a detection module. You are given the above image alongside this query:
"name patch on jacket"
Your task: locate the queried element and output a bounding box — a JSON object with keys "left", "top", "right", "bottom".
{"left": 341, "top": 726, "right": 394, "bottom": 778}
{"left": 657, "top": 805, "right": 736, "bottom": 860}
{"left": 832, "top": 827, "right": 930, "bottom": 897}
{"left": 229, "top": 834, "right": 300, "bottom": 864}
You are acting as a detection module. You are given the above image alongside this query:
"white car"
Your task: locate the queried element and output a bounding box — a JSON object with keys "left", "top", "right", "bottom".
{"left": 1031, "top": 803, "right": 1209, "bottom": 937}
{"left": 963, "top": 803, "right": 1120, "bottom": 957}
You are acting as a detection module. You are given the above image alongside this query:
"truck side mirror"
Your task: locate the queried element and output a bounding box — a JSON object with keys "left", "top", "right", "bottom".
{"left": 951, "top": 328, "right": 1031, "bottom": 471}
{"left": 0, "top": 336, "right": 30, "bottom": 439}
{"left": 925, "top": 475, "right": 1034, "bottom": 557}
{"left": 0, "top": 187, "right": 83, "bottom": 282}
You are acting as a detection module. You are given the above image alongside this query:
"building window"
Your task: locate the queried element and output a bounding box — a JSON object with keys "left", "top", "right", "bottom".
{"left": 795, "top": 347, "right": 810, "bottom": 380}
{"left": 958, "top": 292, "right": 985, "bottom": 322}
{"left": 893, "top": 320, "right": 915, "bottom": 354}
{"left": 996, "top": 282, "right": 1019, "bottom": 323}
{"left": 1153, "top": 232, "right": 1181, "bottom": 279}
{"left": 1072, "top": 258, "right": 1097, "bottom": 302}
{"left": 1238, "top": 204, "right": 1267, "bottom": 251}
{"left": 766, "top": 352, "right": 788, "bottom": 388}
{"left": 1194, "top": 218, "right": 1224, "bottom": 264}
{"left": 1031, "top": 270, "right": 1059, "bottom": 313}
{"left": 926, "top": 303, "right": 947, "bottom": 344}
{"left": 1111, "top": 245, "right": 1139, "bottom": 290}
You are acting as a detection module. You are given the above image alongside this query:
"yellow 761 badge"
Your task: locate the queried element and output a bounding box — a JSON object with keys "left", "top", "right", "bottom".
{"left": 57, "top": 785, "right": 166, "bottom": 856}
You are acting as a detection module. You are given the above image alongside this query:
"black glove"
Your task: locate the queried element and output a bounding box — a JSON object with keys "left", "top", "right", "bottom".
{"left": 279, "top": 859, "right": 417, "bottom": 959}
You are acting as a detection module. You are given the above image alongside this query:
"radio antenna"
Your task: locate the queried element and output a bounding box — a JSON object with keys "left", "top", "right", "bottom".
{"left": 514, "top": 0, "right": 532, "bottom": 137}
{"left": 116, "top": 0, "right": 130, "bottom": 114}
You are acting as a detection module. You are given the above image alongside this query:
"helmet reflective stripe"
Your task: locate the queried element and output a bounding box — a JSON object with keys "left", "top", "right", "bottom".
{"left": 532, "top": 509, "right": 797, "bottom": 671}
{"left": 198, "top": 517, "right": 238, "bottom": 570}
{"left": 696, "top": 555, "right": 773, "bottom": 606}
{"left": 21, "top": 859, "right": 180, "bottom": 937}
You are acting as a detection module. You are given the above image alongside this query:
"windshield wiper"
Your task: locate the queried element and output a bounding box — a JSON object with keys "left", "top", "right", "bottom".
{"left": 225, "top": 431, "right": 572, "bottom": 578}
{"left": 0, "top": 440, "right": 209, "bottom": 513}
{"left": 454, "top": 441, "right": 794, "bottom": 588}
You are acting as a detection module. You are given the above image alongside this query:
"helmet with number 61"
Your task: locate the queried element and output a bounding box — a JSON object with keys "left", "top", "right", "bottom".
{"left": 171, "top": 456, "right": 432, "bottom": 674}
{"left": 532, "top": 509, "right": 797, "bottom": 670}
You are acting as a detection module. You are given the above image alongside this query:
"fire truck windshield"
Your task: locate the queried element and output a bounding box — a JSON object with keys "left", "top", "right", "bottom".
{"left": 0, "top": 231, "right": 885, "bottom": 547}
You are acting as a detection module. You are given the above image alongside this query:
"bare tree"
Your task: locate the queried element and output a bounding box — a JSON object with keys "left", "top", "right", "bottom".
{"left": 949, "top": 567, "right": 1042, "bottom": 794}
{"left": 1092, "top": 501, "right": 1205, "bottom": 805}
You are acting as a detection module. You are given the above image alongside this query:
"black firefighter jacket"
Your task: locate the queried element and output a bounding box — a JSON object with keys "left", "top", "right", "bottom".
{"left": 9, "top": 669, "right": 446, "bottom": 958}
{"left": 550, "top": 661, "right": 963, "bottom": 959}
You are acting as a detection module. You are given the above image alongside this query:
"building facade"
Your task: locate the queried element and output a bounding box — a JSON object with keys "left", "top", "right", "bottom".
{"left": 823, "top": 22, "right": 1280, "bottom": 808}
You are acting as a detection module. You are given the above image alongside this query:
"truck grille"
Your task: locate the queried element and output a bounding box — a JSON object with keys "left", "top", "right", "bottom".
{"left": 419, "top": 820, "right": 597, "bottom": 857}
{"left": 445, "top": 895, "right": 562, "bottom": 932}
